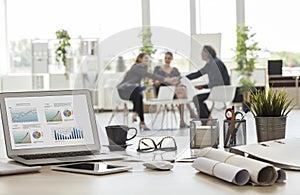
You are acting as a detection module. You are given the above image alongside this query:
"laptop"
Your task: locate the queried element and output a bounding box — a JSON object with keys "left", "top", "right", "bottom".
{"left": 0, "top": 89, "right": 124, "bottom": 165}
{"left": 150, "top": 86, "right": 175, "bottom": 101}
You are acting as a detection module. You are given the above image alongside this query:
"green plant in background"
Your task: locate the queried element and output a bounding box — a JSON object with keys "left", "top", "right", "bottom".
{"left": 239, "top": 77, "right": 255, "bottom": 101}
{"left": 235, "top": 25, "right": 260, "bottom": 76}
{"left": 139, "top": 26, "right": 157, "bottom": 57}
{"left": 139, "top": 26, "right": 157, "bottom": 90}
{"left": 250, "top": 88, "right": 294, "bottom": 117}
{"left": 235, "top": 24, "right": 260, "bottom": 103}
{"left": 55, "top": 29, "right": 71, "bottom": 79}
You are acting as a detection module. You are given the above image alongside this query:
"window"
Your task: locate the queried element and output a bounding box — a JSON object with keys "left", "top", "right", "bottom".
{"left": 150, "top": 0, "right": 191, "bottom": 72}
{"left": 198, "top": 0, "right": 236, "bottom": 60}
{"left": 6, "top": 0, "right": 142, "bottom": 73}
{"left": 150, "top": 0, "right": 190, "bottom": 35}
{"left": 0, "top": 0, "right": 8, "bottom": 74}
{"left": 245, "top": 0, "right": 300, "bottom": 68}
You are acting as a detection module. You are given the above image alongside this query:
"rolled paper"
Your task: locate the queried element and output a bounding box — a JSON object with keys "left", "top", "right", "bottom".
{"left": 275, "top": 168, "right": 286, "bottom": 183}
{"left": 197, "top": 148, "right": 278, "bottom": 186}
{"left": 192, "top": 157, "right": 250, "bottom": 186}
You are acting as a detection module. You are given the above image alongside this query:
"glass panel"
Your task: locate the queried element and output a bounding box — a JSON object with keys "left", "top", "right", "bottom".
{"left": 150, "top": 0, "right": 190, "bottom": 35}
{"left": 150, "top": 0, "right": 190, "bottom": 72}
{"left": 199, "top": 0, "right": 236, "bottom": 60}
{"left": 0, "top": 0, "right": 8, "bottom": 74}
{"left": 6, "top": 0, "right": 141, "bottom": 73}
{"left": 245, "top": 0, "right": 300, "bottom": 72}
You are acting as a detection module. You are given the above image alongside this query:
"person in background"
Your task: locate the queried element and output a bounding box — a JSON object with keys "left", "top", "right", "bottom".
{"left": 118, "top": 53, "right": 178, "bottom": 130}
{"left": 186, "top": 45, "right": 230, "bottom": 118}
{"left": 153, "top": 52, "right": 198, "bottom": 128}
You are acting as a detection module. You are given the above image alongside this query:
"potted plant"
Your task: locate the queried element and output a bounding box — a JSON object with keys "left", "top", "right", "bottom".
{"left": 250, "top": 88, "right": 294, "bottom": 142}
{"left": 235, "top": 24, "right": 260, "bottom": 109}
{"left": 55, "top": 29, "right": 71, "bottom": 79}
{"left": 139, "top": 27, "right": 157, "bottom": 112}
{"left": 139, "top": 26, "right": 157, "bottom": 58}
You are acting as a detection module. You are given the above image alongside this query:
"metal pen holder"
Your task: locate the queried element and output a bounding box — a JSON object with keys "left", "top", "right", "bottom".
{"left": 223, "top": 119, "right": 246, "bottom": 148}
{"left": 190, "top": 118, "right": 219, "bottom": 149}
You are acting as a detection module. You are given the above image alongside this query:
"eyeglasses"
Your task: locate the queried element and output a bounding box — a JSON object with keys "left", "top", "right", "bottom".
{"left": 137, "top": 136, "right": 177, "bottom": 153}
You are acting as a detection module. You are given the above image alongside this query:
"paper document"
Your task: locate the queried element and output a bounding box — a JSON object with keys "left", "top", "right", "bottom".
{"left": 192, "top": 157, "right": 250, "bottom": 185}
{"left": 197, "top": 148, "right": 281, "bottom": 186}
{"left": 275, "top": 167, "right": 286, "bottom": 183}
{"left": 231, "top": 138, "right": 300, "bottom": 170}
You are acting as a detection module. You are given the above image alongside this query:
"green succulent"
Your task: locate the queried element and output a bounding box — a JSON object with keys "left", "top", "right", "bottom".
{"left": 250, "top": 88, "right": 294, "bottom": 117}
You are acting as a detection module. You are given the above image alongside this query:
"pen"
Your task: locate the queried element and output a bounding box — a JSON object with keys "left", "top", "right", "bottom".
{"left": 224, "top": 106, "right": 235, "bottom": 146}
{"left": 231, "top": 108, "right": 249, "bottom": 145}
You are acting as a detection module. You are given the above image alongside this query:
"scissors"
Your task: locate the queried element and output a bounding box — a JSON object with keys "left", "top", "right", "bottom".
{"left": 225, "top": 107, "right": 243, "bottom": 120}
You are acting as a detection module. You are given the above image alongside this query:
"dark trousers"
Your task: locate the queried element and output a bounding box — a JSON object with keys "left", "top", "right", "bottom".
{"left": 129, "top": 87, "right": 145, "bottom": 122}
{"left": 193, "top": 93, "right": 210, "bottom": 118}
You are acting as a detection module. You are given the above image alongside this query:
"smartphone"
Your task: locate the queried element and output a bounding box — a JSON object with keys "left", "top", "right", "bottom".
{"left": 51, "top": 162, "right": 132, "bottom": 175}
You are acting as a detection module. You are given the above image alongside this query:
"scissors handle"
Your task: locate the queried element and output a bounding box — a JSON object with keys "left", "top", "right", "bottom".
{"left": 225, "top": 109, "right": 243, "bottom": 120}
{"left": 225, "top": 108, "right": 233, "bottom": 120}
{"left": 234, "top": 111, "right": 243, "bottom": 120}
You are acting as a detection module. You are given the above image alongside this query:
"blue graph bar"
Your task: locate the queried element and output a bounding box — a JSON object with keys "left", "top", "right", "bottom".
{"left": 54, "top": 128, "right": 83, "bottom": 141}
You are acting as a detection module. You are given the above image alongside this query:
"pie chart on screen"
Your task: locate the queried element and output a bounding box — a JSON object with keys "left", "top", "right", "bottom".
{"left": 32, "top": 131, "right": 42, "bottom": 139}
{"left": 63, "top": 109, "right": 72, "bottom": 117}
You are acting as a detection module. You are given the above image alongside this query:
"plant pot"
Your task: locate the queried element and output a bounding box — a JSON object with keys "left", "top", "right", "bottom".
{"left": 255, "top": 116, "right": 287, "bottom": 142}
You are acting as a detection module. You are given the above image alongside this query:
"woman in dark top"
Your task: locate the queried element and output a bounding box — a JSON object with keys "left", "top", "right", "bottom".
{"left": 118, "top": 53, "right": 178, "bottom": 130}
{"left": 153, "top": 52, "right": 180, "bottom": 95}
{"left": 153, "top": 52, "right": 198, "bottom": 128}
{"left": 186, "top": 45, "right": 230, "bottom": 118}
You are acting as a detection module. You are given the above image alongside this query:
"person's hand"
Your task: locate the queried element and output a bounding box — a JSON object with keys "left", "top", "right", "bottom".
{"left": 165, "top": 77, "right": 179, "bottom": 85}
{"left": 153, "top": 80, "right": 161, "bottom": 87}
{"left": 195, "top": 85, "right": 203, "bottom": 90}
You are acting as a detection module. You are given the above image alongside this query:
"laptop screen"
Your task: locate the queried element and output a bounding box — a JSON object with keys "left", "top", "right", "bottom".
{"left": 4, "top": 94, "right": 95, "bottom": 150}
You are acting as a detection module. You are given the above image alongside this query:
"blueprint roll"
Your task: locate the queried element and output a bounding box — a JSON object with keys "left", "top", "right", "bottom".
{"left": 275, "top": 168, "right": 286, "bottom": 183}
{"left": 192, "top": 157, "right": 250, "bottom": 186}
{"left": 197, "top": 148, "right": 278, "bottom": 186}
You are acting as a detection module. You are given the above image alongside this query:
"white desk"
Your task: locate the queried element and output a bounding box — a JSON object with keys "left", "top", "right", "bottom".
{"left": 0, "top": 139, "right": 297, "bottom": 195}
{"left": 0, "top": 158, "right": 298, "bottom": 194}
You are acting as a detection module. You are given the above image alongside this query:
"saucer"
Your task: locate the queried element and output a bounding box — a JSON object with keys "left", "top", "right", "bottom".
{"left": 103, "top": 144, "right": 133, "bottom": 151}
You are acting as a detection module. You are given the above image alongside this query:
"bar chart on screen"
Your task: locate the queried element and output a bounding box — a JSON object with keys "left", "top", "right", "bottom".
{"left": 53, "top": 128, "right": 84, "bottom": 141}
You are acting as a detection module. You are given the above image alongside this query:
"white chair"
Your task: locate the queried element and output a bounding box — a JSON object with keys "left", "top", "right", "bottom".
{"left": 206, "top": 85, "right": 236, "bottom": 118}
{"left": 176, "top": 77, "right": 204, "bottom": 118}
{"left": 180, "top": 76, "right": 196, "bottom": 102}
{"left": 144, "top": 86, "right": 178, "bottom": 129}
{"left": 106, "top": 79, "right": 132, "bottom": 125}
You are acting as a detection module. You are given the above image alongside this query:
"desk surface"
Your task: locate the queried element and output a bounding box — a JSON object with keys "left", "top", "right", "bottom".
{"left": 0, "top": 159, "right": 298, "bottom": 195}
{"left": 0, "top": 146, "right": 298, "bottom": 194}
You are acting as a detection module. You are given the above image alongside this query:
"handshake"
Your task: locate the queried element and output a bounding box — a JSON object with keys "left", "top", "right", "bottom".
{"left": 164, "top": 77, "right": 180, "bottom": 86}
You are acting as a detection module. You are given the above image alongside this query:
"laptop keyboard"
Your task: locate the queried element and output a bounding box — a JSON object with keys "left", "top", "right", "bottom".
{"left": 18, "top": 151, "right": 94, "bottom": 160}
